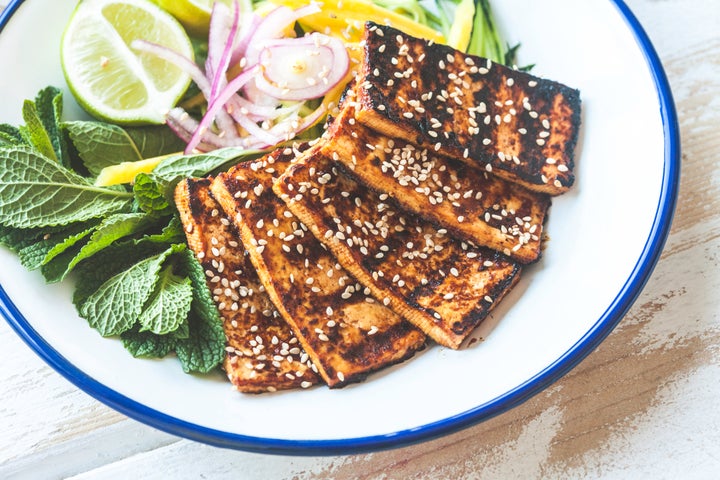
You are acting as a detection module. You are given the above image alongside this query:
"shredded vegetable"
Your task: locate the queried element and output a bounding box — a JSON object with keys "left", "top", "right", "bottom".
{"left": 134, "top": 0, "right": 350, "bottom": 154}
{"left": 269, "top": 0, "right": 445, "bottom": 44}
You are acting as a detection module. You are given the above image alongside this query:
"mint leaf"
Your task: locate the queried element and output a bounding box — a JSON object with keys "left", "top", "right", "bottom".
{"left": 126, "top": 125, "right": 186, "bottom": 159}
{"left": 18, "top": 242, "right": 54, "bottom": 270}
{"left": 153, "top": 147, "right": 262, "bottom": 185}
{"left": 20, "top": 100, "right": 58, "bottom": 162}
{"left": 41, "top": 241, "right": 86, "bottom": 283}
{"left": 35, "top": 86, "right": 69, "bottom": 167}
{"left": 0, "top": 124, "right": 25, "bottom": 146}
{"left": 174, "top": 248, "right": 225, "bottom": 373}
{"left": 134, "top": 173, "right": 172, "bottom": 214}
{"left": 178, "top": 247, "right": 221, "bottom": 329}
{"left": 42, "top": 222, "right": 99, "bottom": 265}
{"left": 67, "top": 213, "right": 153, "bottom": 270}
{"left": 145, "top": 216, "right": 186, "bottom": 244}
{"left": 0, "top": 146, "right": 134, "bottom": 228}
{"left": 78, "top": 247, "right": 176, "bottom": 336}
{"left": 17, "top": 221, "right": 96, "bottom": 270}
{"left": 72, "top": 239, "right": 170, "bottom": 308}
{"left": 0, "top": 225, "right": 48, "bottom": 252}
{"left": 138, "top": 266, "right": 193, "bottom": 335}
{"left": 121, "top": 327, "right": 176, "bottom": 358}
{"left": 175, "top": 309, "right": 225, "bottom": 374}
{"left": 64, "top": 121, "right": 184, "bottom": 176}
{"left": 169, "top": 317, "right": 190, "bottom": 340}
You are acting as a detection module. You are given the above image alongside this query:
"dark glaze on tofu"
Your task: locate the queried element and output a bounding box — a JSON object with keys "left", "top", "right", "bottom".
{"left": 274, "top": 147, "right": 521, "bottom": 349}
{"left": 211, "top": 145, "right": 426, "bottom": 387}
{"left": 175, "top": 178, "right": 321, "bottom": 393}
{"left": 353, "top": 22, "right": 581, "bottom": 195}
{"left": 324, "top": 104, "right": 551, "bottom": 263}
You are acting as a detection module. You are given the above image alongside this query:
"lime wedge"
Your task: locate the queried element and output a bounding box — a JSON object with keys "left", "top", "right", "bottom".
{"left": 61, "top": 0, "right": 194, "bottom": 125}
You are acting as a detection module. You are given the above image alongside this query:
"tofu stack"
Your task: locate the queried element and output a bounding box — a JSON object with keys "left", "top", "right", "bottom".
{"left": 175, "top": 23, "right": 581, "bottom": 392}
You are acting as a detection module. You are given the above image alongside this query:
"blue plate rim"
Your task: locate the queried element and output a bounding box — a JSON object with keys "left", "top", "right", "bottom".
{"left": 0, "top": 0, "right": 680, "bottom": 455}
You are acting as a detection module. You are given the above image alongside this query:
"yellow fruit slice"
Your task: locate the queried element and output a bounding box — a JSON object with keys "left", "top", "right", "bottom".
{"left": 61, "top": 0, "right": 194, "bottom": 125}
{"left": 94, "top": 154, "right": 177, "bottom": 186}
{"left": 269, "top": 0, "right": 445, "bottom": 44}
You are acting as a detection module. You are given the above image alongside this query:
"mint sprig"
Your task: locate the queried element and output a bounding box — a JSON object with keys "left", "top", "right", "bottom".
{"left": 0, "top": 87, "right": 266, "bottom": 374}
{"left": 0, "top": 146, "right": 134, "bottom": 228}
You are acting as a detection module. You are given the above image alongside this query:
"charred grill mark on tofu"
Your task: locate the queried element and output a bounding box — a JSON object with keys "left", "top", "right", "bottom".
{"left": 353, "top": 22, "right": 581, "bottom": 195}
{"left": 274, "top": 149, "right": 521, "bottom": 349}
{"left": 175, "top": 178, "right": 321, "bottom": 393}
{"left": 324, "top": 105, "right": 551, "bottom": 263}
{"left": 211, "top": 146, "right": 426, "bottom": 387}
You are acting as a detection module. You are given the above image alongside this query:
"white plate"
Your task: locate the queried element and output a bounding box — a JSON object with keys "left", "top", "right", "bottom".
{"left": 0, "top": 0, "right": 679, "bottom": 454}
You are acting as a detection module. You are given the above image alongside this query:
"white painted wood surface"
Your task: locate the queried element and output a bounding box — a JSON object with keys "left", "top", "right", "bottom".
{"left": 1, "top": 0, "right": 719, "bottom": 478}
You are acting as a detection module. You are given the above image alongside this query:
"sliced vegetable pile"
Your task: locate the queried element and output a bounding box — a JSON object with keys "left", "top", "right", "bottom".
{"left": 134, "top": 1, "right": 348, "bottom": 153}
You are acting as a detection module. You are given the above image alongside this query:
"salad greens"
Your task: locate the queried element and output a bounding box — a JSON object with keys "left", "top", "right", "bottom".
{"left": 0, "top": 86, "right": 262, "bottom": 374}
{"left": 0, "top": 0, "right": 525, "bottom": 377}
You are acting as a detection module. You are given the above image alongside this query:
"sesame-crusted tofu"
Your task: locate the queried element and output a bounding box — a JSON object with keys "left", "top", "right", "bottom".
{"left": 323, "top": 105, "right": 551, "bottom": 263}
{"left": 175, "top": 178, "right": 321, "bottom": 393}
{"left": 273, "top": 148, "right": 522, "bottom": 349}
{"left": 353, "top": 22, "right": 581, "bottom": 196}
{"left": 210, "top": 146, "right": 426, "bottom": 388}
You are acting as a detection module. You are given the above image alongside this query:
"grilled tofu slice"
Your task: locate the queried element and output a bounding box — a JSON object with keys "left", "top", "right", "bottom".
{"left": 175, "top": 178, "right": 321, "bottom": 393}
{"left": 352, "top": 22, "right": 581, "bottom": 196}
{"left": 211, "top": 145, "right": 426, "bottom": 387}
{"left": 274, "top": 148, "right": 522, "bottom": 349}
{"left": 323, "top": 105, "right": 551, "bottom": 263}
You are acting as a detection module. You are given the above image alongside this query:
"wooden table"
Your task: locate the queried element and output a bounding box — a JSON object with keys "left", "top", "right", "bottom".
{"left": 1, "top": 1, "right": 718, "bottom": 478}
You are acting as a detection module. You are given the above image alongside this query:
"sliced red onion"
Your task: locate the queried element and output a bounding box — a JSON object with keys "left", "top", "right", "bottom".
{"left": 207, "top": 1, "right": 241, "bottom": 102}
{"left": 227, "top": 96, "right": 303, "bottom": 122}
{"left": 140, "top": 3, "right": 351, "bottom": 155}
{"left": 229, "top": 0, "right": 259, "bottom": 66}
{"left": 166, "top": 108, "right": 224, "bottom": 152}
{"left": 254, "top": 33, "right": 349, "bottom": 101}
{"left": 267, "top": 103, "right": 327, "bottom": 141}
{"left": 185, "top": 66, "right": 259, "bottom": 154}
{"left": 243, "top": 4, "right": 322, "bottom": 67}
{"left": 132, "top": 39, "right": 239, "bottom": 142}
{"left": 227, "top": 106, "right": 284, "bottom": 147}
{"left": 131, "top": 39, "right": 211, "bottom": 95}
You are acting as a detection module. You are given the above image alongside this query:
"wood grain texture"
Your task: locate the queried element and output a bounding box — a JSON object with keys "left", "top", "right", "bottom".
{"left": 1, "top": 0, "right": 719, "bottom": 478}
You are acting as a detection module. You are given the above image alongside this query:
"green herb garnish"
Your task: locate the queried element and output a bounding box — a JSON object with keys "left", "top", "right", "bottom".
{"left": 0, "top": 87, "right": 262, "bottom": 374}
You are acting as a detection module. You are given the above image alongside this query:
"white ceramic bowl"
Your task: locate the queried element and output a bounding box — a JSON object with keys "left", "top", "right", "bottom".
{"left": 0, "top": 0, "right": 679, "bottom": 454}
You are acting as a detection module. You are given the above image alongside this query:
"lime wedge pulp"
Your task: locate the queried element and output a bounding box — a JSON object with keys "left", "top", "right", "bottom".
{"left": 61, "top": 0, "right": 194, "bottom": 125}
